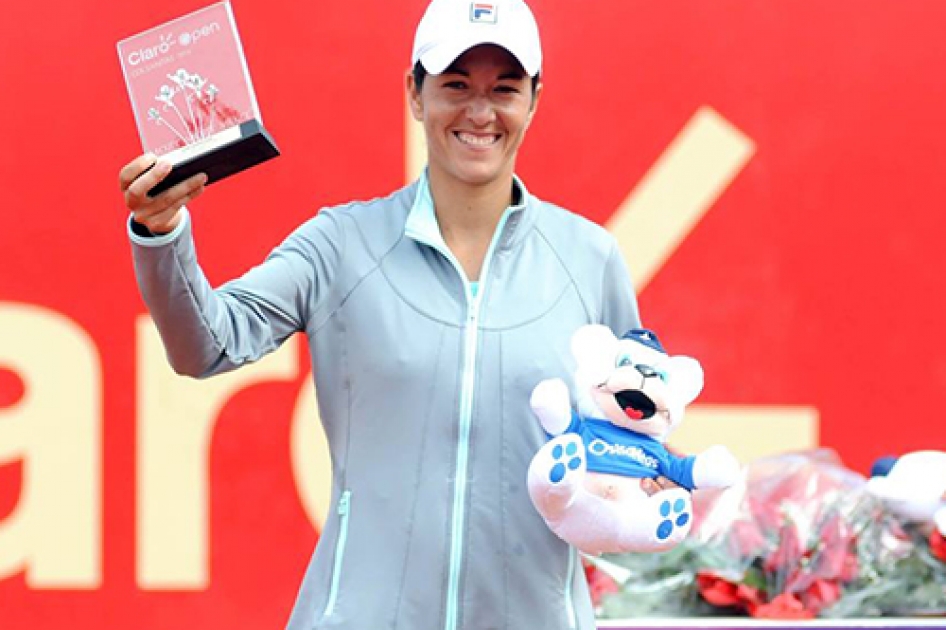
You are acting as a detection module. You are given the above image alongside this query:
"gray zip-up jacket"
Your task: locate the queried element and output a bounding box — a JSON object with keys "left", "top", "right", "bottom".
{"left": 129, "top": 175, "right": 641, "bottom": 630}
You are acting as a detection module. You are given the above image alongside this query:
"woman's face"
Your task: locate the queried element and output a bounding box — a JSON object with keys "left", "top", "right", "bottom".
{"left": 408, "top": 44, "right": 541, "bottom": 190}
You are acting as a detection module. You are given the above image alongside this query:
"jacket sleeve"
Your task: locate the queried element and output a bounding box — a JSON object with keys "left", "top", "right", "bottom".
{"left": 599, "top": 237, "right": 642, "bottom": 333}
{"left": 128, "top": 207, "right": 344, "bottom": 378}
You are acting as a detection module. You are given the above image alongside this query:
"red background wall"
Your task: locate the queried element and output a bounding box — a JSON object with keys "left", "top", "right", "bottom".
{"left": 2, "top": 0, "right": 945, "bottom": 627}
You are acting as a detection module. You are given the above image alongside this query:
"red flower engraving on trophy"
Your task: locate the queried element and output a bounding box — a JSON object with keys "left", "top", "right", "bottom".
{"left": 147, "top": 68, "right": 232, "bottom": 149}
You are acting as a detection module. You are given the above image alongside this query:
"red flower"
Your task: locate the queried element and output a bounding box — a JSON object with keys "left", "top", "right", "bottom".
{"left": 696, "top": 572, "right": 742, "bottom": 608}
{"left": 753, "top": 593, "right": 816, "bottom": 619}
{"left": 930, "top": 529, "right": 946, "bottom": 563}
{"left": 696, "top": 571, "right": 763, "bottom": 611}
{"left": 801, "top": 579, "right": 842, "bottom": 613}
{"left": 582, "top": 560, "right": 619, "bottom": 606}
{"left": 836, "top": 552, "right": 859, "bottom": 583}
{"left": 818, "top": 513, "right": 865, "bottom": 585}
{"left": 737, "top": 583, "right": 765, "bottom": 615}
{"left": 764, "top": 522, "right": 804, "bottom": 574}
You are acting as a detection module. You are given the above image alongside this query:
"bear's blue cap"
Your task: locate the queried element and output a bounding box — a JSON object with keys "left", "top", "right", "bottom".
{"left": 621, "top": 328, "right": 666, "bottom": 354}
{"left": 870, "top": 455, "right": 898, "bottom": 478}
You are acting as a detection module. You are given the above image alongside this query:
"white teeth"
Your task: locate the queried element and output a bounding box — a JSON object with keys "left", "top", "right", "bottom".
{"left": 456, "top": 132, "right": 498, "bottom": 146}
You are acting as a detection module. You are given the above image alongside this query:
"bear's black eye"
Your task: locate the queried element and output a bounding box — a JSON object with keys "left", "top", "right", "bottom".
{"left": 636, "top": 364, "right": 669, "bottom": 382}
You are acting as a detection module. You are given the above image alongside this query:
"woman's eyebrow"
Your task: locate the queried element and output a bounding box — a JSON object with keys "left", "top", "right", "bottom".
{"left": 440, "top": 67, "right": 525, "bottom": 80}
{"left": 498, "top": 71, "right": 526, "bottom": 81}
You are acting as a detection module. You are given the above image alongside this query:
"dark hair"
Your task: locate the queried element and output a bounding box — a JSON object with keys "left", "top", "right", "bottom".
{"left": 412, "top": 61, "right": 541, "bottom": 97}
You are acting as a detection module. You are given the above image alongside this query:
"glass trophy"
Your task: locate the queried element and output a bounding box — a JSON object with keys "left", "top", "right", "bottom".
{"left": 117, "top": 1, "right": 278, "bottom": 196}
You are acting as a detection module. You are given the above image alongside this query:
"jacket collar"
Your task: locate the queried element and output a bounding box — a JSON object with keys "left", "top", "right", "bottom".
{"left": 404, "top": 170, "right": 536, "bottom": 252}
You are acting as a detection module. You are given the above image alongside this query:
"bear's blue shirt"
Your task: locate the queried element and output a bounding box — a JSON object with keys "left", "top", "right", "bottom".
{"left": 561, "top": 410, "right": 697, "bottom": 490}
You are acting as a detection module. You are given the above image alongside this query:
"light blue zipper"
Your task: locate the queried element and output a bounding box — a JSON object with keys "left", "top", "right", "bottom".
{"left": 442, "top": 211, "right": 513, "bottom": 630}
{"left": 322, "top": 490, "right": 351, "bottom": 618}
{"left": 443, "top": 289, "right": 481, "bottom": 630}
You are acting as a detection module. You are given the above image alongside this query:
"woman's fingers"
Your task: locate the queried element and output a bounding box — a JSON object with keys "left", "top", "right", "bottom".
{"left": 641, "top": 476, "right": 682, "bottom": 496}
{"left": 119, "top": 153, "right": 157, "bottom": 192}
{"left": 134, "top": 173, "right": 208, "bottom": 234}
{"left": 124, "top": 160, "right": 174, "bottom": 210}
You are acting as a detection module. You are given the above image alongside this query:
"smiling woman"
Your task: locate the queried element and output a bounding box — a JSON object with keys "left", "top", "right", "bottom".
{"left": 406, "top": 44, "right": 542, "bottom": 279}
{"left": 118, "top": 1, "right": 645, "bottom": 629}
{"left": 411, "top": 46, "right": 537, "bottom": 185}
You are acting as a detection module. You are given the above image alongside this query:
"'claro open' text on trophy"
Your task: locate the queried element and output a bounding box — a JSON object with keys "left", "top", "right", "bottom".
{"left": 117, "top": 1, "right": 278, "bottom": 196}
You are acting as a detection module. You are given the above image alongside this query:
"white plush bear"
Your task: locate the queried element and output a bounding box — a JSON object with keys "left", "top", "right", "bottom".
{"left": 867, "top": 451, "right": 946, "bottom": 535}
{"left": 527, "top": 325, "right": 741, "bottom": 555}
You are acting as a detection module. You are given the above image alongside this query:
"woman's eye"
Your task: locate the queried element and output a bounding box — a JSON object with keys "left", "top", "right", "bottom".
{"left": 494, "top": 85, "right": 518, "bottom": 94}
{"left": 616, "top": 355, "right": 633, "bottom": 368}
{"left": 655, "top": 369, "right": 668, "bottom": 382}
{"left": 443, "top": 81, "right": 467, "bottom": 90}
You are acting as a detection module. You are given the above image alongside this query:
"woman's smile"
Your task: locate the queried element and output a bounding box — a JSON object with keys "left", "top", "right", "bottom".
{"left": 454, "top": 131, "right": 502, "bottom": 148}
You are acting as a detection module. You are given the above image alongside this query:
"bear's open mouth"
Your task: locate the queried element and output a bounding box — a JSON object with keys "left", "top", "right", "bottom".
{"left": 614, "top": 390, "right": 656, "bottom": 420}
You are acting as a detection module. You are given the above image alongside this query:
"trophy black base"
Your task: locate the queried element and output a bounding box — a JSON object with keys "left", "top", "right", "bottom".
{"left": 148, "top": 118, "right": 279, "bottom": 196}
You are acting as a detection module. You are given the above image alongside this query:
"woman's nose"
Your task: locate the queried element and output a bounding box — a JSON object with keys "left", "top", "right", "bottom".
{"left": 466, "top": 95, "right": 496, "bottom": 125}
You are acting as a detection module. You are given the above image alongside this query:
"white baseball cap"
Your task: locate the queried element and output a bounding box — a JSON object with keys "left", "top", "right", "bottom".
{"left": 412, "top": 0, "right": 543, "bottom": 77}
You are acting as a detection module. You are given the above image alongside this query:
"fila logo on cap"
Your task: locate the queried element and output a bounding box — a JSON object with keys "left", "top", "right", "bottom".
{"left": 470, "top": 3, "right": 498, "bottom": 23}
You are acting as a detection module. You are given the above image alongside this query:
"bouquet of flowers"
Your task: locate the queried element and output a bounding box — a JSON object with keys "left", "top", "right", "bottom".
{"left": 593, "top": 449, "right": 946, "bottom": 619}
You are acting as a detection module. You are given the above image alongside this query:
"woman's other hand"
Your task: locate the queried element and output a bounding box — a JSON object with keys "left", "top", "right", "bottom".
{"left": 119, "top": 153, "right": 207, "bottom": 234}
